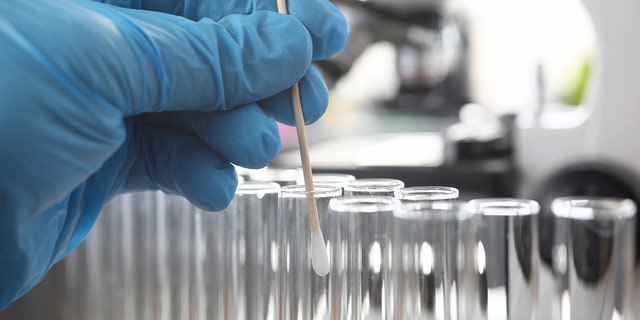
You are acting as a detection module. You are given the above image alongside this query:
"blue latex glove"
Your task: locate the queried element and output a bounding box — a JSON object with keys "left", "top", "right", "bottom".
{"left": 0, "top": 0, "right": 347, "bottom": 308}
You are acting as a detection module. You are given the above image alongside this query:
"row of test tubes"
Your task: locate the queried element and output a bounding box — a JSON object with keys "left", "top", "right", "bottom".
{"left": 0, "top": 168, "right": 637, "bottom": 320}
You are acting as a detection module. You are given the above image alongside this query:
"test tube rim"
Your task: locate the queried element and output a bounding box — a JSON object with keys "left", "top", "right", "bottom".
{"left": 551, "top": 196, "right": 637, "bottom": 220}
{"left": 296, "top": 173, "right": 357, "bottom": 188}
{"left": 280, "top": 184, "right": 342, "bottom": 199}
{"left": 328, "top": 195, "right": 401, "bottom": 214}
{"left": 393, "top": 200, "right": 473, "bottom": 221}
{"left": 467, "top": 198, "right": 540, "bottom": 217}
{"left": 343, "top": 178, "right": 405, "bottom": 193}
{"left": 235, "top": 181, "right": 281, "bottom": 195}
{"left": 394, "top": 186, "right": 460, "bottom": 201}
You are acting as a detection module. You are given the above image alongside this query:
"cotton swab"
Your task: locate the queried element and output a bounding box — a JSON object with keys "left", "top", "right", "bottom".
{"left": 276, "top": 0, "right": 330, "bottom": 277}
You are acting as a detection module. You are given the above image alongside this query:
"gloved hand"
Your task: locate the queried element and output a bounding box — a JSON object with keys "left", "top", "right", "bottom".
{"left": 0, "top": 0, "right": 347, "bottom": 309}
{"left": 101, "top": 0, "right": 346, "bottom": 60}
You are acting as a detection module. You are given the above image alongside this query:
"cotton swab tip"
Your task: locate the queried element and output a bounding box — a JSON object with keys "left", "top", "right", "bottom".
{"left": 311, "top": 230, "right": 330, "bottom": 277}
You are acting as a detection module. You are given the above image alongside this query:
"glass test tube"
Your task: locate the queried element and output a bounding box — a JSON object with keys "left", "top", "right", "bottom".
{"left": 395, "top": 186, "right": 460, "bottom": 202}
{"left": 390, "top": 201, "right": 474, "bottom": 320}
{"left": 392, "top": 187, "right": 462, "bottom": 320}
{"left": 104, "top": 192, "right": 136, "bottom": 320}
{"left": 129, "top": 191, "right": 163, "bottom": 320}
{"left": 278, "top": 184, "right": 342, "bottom": 320}
{"left": 190, "top": 182, "right": 278, "bottom": 320}
{"left": 63, "top": 192, "right": 150, "bottom": 320}
{"left": 62, "top": 200, "right": 104, "bottom": 320}
{"left": 466, "top": 198, "right": 540, "bottom": 320}
{"left": 550, "top": 197, "right": 636, "bottom": 320}
{"left": 192, "top": 197, "right": 234, "bottom": 320}
{"left": 235, "top": 182, "right": 281, "bottom": 319}
{"left": 157, "top": 194, "right": 194, "bottom": 320}
{"left": 329, "top": 196, "right": 402, "bottom": 320}
{"left": 343, "top": 178, "right": 405, "bottom": 196}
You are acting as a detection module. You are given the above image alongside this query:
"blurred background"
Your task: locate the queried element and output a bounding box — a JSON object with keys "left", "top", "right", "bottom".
{"left": 275, "top": 0, "right": 598, "bottom": 201}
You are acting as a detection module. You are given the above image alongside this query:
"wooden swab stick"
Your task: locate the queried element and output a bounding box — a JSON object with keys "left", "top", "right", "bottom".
{"left": 276, "top": 0, "right": 330, "bottom": 277}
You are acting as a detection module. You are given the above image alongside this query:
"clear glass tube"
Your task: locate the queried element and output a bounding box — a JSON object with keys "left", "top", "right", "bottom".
{"left": 110, "top": 191, "right": 157, "bottom": 320}
{"left": 390, "top": 200, "right": 474, "bottom": 320}
{"left": 158, "top": 194, "right": 194, "bottom": 320}
{"left": 234, "top": 182, "right": 281, "bottom": 319}
{"left": 192, "top": 202, "right": 231, "bottom": 320}
{"left": 328, "top": 196, "right": 402, "bottom": 320}
{"left": 60, "top": 242, "right": 82, "bottom": 319}
{"left": 343, "top": 178, "right": 405, "bottom": 196}
{"left": 192, "top": 182, "right": 280, "bottom": 320}
{"left": 392, "top": 183, "right": 461, "bottom": 318}
{"left": 466, "top": 198, "right": 540, "bottom": 320}
{"left": 102, "top": 192, "right": 136, "bottom": 320}
{"left": 62, "top": 195, "right": 111, "bottom": 320}
{"left": 550, "top": 197, "right": 636, "bottom": 320}
{"left": 56, "top": 191, "right": 162, "bottom": 320}
{"left": 394, "top": 186, "right": 460, "bottom": 202}
{"left": 278, "top": 184, "right": 342, "bottom": 320}
{"left": 130, "top": 191, "right": 162, "bottom": 320}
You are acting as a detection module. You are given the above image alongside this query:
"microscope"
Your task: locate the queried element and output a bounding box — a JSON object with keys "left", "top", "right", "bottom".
{"left": 320, "top": 0, "right": 471, "bottom": 115}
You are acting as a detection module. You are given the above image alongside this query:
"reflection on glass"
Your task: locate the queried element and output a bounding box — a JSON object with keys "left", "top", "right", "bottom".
{"left": 328, "top": 196, "right": 401, "bottom": 320}
{"left": 234, "top": 182, "right": 281, "bottom": 319}
{"left": 391, "top": 200, "right": 474, "bottom": 320}
{"left": 395, "top": 186, "right": 460, "bottom": 202}
{"left": 466, "top": 198, "right": 540, "bottom": 320}
{"left": 192, "top": 182, "right": 280, "bottom": 320}
{"left": 550, "top": 197, "right": 636, "bottom": 320}
{"left": 343, "top": 178, "right": 405, "bottom": 196}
